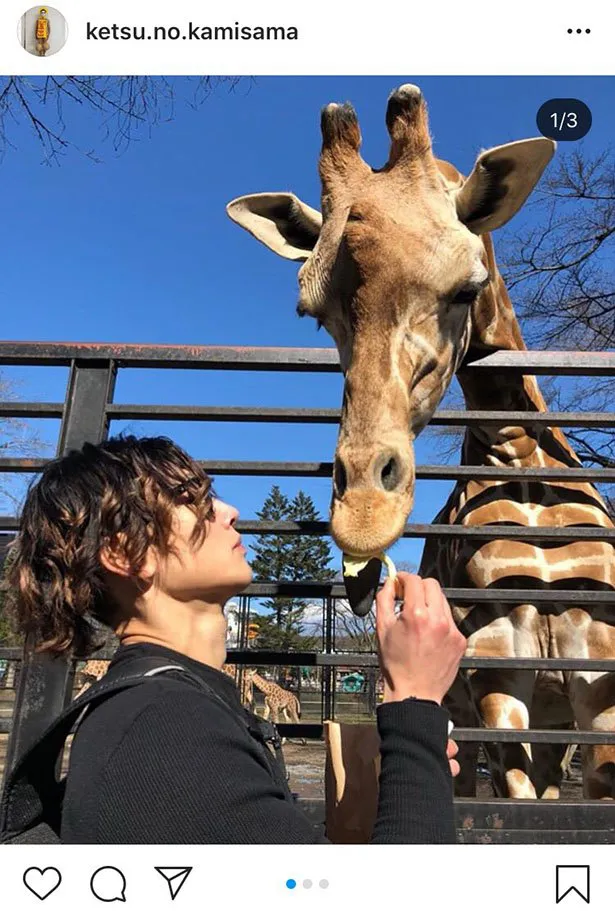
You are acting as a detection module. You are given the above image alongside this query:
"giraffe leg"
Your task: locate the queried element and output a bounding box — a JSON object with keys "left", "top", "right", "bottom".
{"left": 270, "top": 703, "right": 286, "bottom": 744}
{"left": 472, "top": 669, "right": 538, "bottom": 799}
{"left": 561, "top": 744, "right": 578, "bottom": 780}
{"left": 528, "top": 692, "right": 574, "bottom": 799}
{"left": 444, "top": 676, "right": 479, "bottom": 797}
{"left": 262, "top": 700, "right": 271, "bottom": 721}
{"left": 287, "top": 702, "right": 306, "bottom": 746}
{"left": 569, "top": 670, "right": 615, "bottom": 799}
{"left": 530, "top": 739, "right": 569, "bottom": 799}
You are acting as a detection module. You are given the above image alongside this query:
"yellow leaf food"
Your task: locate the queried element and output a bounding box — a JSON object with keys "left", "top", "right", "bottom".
{"left": 343, "top": 552, "right": 397, "bottom": 580}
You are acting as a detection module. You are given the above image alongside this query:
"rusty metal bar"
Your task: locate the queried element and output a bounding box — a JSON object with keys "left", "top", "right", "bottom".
{"left": 2, "top": 646, "right": 615, "bottom": 672}
{"left": 300, "top": 798, "right": 615, "bottom": 841}
{"left": 459, "top": 349, "right": 615, "bottom": 376}
{"left": 0, "top": 459, "right": 48, "bottom": 473}
{"left": 17, "top": 515, "right": 615, "bottom": 539}
{"left": 106, "top": 403, "right": 615, "bottom": 427}
{"left": 232, "top": 521, "right": 615, "bottom": 542}
{"left": 2, "top": 457, "right": 615, "bottom": 484}
{"left": 4, "top": 359, "right": 118, "bottom": 778}
{"left": 1, "top": 341, "right": 615, "bottom": 374}
{"left": 2, "top": 577, "right": 615, "bottom": 605}
{"left": 108, "top": 404, "right": 342, "bottom": 423}
{"left": 0, "top": 342, "right": 341, "bottom": 372}
{"left": 200, "top": 462, "right": 615, "bottom": 482}
{"left": 0, "top": 714, "right": 610, "bottom": 748}
{"left": 240, "top": 585, "right": 615, "bottom": 604}
{"left": 0, "top": 403, "right": 64, "bottom": 418}
{"left": 272, "top": 724, "right": 614, "bottom": 746}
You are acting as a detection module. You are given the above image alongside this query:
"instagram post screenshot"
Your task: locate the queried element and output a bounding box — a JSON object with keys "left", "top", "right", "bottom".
{"left": 0, "top": 0, "right": 614, "bottom": 906}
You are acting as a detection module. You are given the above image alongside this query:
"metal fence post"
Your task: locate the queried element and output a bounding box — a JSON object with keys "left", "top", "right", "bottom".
{"left": 323, "top": 596, "right": 334, "bottom": 721}
{"left": 4, "top": 359, "right": 117, "bottom": 779}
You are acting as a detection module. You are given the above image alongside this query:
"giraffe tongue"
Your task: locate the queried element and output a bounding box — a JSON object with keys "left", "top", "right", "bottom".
{"left": 343, "top": 556, "right": 382, "bottom": 617}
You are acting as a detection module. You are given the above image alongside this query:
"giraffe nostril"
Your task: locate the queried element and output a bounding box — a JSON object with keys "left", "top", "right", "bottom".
{"left": 379, "top": 457, "right": 400, "bottom": 492}
{"left": 334, "top": 457, "right": 347, "bottom": 498}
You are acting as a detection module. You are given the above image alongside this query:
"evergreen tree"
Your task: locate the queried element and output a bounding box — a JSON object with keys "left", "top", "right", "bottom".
{"left": 250, "top": 485, "right": 334, "bottom": 653}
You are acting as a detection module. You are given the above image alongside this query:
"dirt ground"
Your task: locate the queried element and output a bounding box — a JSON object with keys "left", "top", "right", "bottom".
{"left": 282, "top": 739, "right": 584, "bottom": 801}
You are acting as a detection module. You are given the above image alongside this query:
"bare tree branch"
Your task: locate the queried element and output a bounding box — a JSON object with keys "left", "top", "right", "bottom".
{"left": 0, "top": 76, "right": 253, "bottom": 163}
{"left": 0, "top": 373, "right": 50, "bottom": 510}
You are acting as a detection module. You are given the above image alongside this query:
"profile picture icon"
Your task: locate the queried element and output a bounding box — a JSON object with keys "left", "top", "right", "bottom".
{"left": 18, "top": 6, "right": 68, "bottom": 57}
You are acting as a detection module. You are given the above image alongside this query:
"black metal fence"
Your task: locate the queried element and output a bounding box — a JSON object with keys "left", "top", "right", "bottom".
{"left": 1, "top": 340, "right": 615, "bottom": 843}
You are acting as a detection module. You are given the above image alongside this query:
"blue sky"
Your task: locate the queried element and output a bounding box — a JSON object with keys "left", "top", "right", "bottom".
{"left": 1, "top": 75, "right": 613, "bottom": 574}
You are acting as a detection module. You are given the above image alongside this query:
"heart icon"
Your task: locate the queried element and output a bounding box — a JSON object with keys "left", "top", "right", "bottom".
{"left": 23, "top": 867, "right": 62, "bottom": 900}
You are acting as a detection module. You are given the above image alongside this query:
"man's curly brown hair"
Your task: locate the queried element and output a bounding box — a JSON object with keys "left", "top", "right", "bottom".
{"left": 5, "top": 435, "right": 215, "bottom": 657}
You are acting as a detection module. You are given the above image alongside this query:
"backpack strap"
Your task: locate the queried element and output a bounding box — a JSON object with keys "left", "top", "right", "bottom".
{"left": 0, "top": 664, "right": 191, "bottom": 840}
{"left": 120, "top": 659, "right": 291, "bottom": 791}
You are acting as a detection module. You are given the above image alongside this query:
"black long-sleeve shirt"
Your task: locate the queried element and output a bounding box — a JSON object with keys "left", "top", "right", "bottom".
{"left": 61, "top": 642, "right": 455, "bottom": 843}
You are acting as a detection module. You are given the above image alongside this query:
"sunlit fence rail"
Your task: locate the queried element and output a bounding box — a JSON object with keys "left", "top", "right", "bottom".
{"left": 1, "top": 341, "right": 615, "bottom": 843}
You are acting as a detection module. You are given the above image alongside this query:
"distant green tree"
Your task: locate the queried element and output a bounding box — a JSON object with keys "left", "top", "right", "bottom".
{"left": 250, "top": 485, "right": 335, "bottom": 653}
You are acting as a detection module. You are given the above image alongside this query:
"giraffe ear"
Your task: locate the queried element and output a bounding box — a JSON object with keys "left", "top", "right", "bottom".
{"left": 455, "top": 138, "right": 556, "bottom": 234}
{"left": 226, "top": 192, "right": 322, "bottom": 261}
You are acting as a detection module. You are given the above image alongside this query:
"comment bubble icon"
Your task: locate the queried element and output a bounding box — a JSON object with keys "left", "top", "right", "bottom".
{"left": 90, "top": 867, "right": 127, "bottom": 903}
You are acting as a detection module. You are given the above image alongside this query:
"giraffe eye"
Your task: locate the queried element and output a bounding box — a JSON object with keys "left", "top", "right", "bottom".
{"left": 452, "top": 285, "right": 480, "bottom": 304}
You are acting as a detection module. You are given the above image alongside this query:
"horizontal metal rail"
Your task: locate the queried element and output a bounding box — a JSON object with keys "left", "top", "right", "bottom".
{"left": 4, "top": 403, "right": 615, "bottom": 429}
{"left": 1, "top": 574, "right": 614, "bottom": 605}
{"left": 0, "top": 403, "right": 64, "bottom": 418}
{"left": 3, "top": 646, "right": 614, "bottom": 672}
{"left": 268, "top": 725, "right": 615, "bottom": 746}
{"left": 0, "top": 716, "right": 611, "bottom": 746}
{"left": 0, "top": 459, "right": 49, "bottom": 473}
{"left": 299, "top": 799, "right": 615, "bottom": 841}
{"left": 4, "top": 517, "right": 614, "bottom": 541}
{"left": 2, "top": 457, "right": 615, "bottom": 484}
{"left": 104, "top": 404, "right": 615, "bottom": 428}
{"left": 1, "top": 342, "right": 615, "bottom": 375}
{"left": 230, "top": 521, "right": 615, "bottom": 541}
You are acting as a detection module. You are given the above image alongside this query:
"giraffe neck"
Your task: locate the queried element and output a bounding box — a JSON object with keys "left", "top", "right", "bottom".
{"left": 251, "top": 673, "right": 275, "bottom": 694}
{"left": 456, "top": 232, "right": 580, "bottom": 469}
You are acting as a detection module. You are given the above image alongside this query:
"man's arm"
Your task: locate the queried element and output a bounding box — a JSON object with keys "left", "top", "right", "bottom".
{"left": 370, "top": 697, "right": 456, "bottom": 843}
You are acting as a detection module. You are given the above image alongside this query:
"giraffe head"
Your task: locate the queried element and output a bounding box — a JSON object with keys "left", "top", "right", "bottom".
{"left": 227, "top": 85, "right": 555, "bottom": 556}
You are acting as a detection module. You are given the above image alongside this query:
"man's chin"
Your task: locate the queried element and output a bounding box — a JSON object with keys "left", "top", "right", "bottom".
{"left": 224, "top": 567, "right": 253, "bottom": 598}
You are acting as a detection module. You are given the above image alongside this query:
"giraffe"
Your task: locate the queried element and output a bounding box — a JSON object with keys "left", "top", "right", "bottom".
{"left": 74, "top": 659, "right": 110, "bottom": 698}
{"left": 74, "top": 659, "right": 256, "bottom": 710}
{"left": 244, "top": 670, "right": 306, "bottom": 745}
{"left": 226, "top": 83, "right": 615, "bottom": 800}
{"left": 222, "top": 663, "right": 255, "bottom": 710}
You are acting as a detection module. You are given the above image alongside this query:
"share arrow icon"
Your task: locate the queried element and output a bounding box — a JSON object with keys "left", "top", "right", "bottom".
{"left": 155, "top": 867, "right": 193, "bottom": 900}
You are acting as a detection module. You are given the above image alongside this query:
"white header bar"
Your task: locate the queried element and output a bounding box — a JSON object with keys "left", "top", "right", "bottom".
{"left": 0, "top": 0, "right": 613, "bottom": 76}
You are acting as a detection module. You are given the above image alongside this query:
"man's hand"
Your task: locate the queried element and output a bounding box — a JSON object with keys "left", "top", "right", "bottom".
{"left": 447, "top": 738, "right": 460, "bottom": 777}
{"left": 376, "top": 573, "right": 467, "bottom": 705}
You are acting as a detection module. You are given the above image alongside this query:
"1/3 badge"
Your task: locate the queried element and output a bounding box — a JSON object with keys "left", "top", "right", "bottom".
{"left": 536, "top": 99, "right": 592, "bottom": 141}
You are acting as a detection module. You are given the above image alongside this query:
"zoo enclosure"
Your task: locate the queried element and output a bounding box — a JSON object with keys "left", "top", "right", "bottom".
{"left": 1, "top": 340, "right": 615, "bottom": 843}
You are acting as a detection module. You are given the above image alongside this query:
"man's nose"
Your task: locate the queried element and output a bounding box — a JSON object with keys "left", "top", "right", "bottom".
{"left": 215, "top": 499, "right": 239, "bottom": 526}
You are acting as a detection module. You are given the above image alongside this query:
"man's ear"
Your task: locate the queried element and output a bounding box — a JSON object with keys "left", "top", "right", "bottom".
{"left": 454, "top": 138, "right": 556, "bottom": 235}
{"left": 100, "top": 536, "right": 156, "bottom": 582}
{"left": 226, "top": 192, "right": 322, "bottom": 261}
